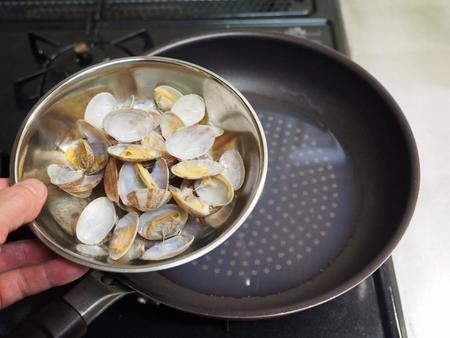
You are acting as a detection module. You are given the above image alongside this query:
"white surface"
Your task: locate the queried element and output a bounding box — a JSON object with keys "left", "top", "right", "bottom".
{"left": 340, "top": 1, "right": 450, "bottom": 337}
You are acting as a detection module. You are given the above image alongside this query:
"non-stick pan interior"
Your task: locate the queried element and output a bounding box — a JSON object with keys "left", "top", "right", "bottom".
{"left": 121, "top": 33, "right": 418, "bottom": 317}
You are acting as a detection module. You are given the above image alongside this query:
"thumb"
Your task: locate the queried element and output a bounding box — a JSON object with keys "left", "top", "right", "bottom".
{"left": 0, "top": 179, "right": 47, "bottom": 244}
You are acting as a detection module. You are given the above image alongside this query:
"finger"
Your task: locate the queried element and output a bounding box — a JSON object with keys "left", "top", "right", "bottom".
{"left": 0, "top": 258, "right": 88, "bottom": 309}
{"left": 0, "top": 179, "right": 47, "bottom": 244}
{"left": 0, "top": 240, "right": 55, "bottom": 273}
{"left": 0, "top": 179, "right": 10, "bottom": 190}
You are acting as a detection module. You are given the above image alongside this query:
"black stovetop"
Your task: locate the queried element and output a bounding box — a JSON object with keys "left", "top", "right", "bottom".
{"left": 0, "top": 1, "right": 407, "bottom": 337}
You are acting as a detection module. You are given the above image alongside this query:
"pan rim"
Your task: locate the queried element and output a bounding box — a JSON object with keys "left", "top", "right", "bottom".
{"left": 129, "top": 30, "right": 420, "bottom": 319}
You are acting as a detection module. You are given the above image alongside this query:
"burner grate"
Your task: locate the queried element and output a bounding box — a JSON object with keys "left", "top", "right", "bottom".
{"left": 14, "top": 29, "right": 153, "bottom": 103}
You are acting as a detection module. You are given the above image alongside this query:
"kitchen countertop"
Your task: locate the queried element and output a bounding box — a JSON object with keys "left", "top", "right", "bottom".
{"left": 340, "top": 1, "right": 450, "bottom": 337}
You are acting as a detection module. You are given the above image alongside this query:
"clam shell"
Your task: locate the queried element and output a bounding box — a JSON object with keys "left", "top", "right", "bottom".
{"left": 109, "top": 212, "right": 139, "bottom": 260}
{"left": 154, "top": 85, "right": 183, "bottom": 111}
{"left": 140, "top": 234, "right": 194, "bottom": 261}
{"left": 135, "top": 163, "right": 158, "bottom": 189}
{"left": 63, "top": 174, "right": 103, "bottom": 195}
{"left": 118, "top": 236, "right": 147, "bottom": 262}
{"left": 64, "top": 139, "right": 94, "bottom": 172}
{"left": 126, "top": 188, "right": 171, "bottom": 212}
{"left": 219, "top": 149, "right": 245, "bottom": 190}
{"left": 204, "top": 199, "right": 236, "bottom": 229}
{"left": 171, "top": 159, "right": 223, "bottom": 180}
{"left": 152, "top": 158, "right": 169, "bottom": 190}
{"left": 160, "top": 112, "right": 184, "bottom": 140}
{"left": 118, "top": 162, "right": 146, "bottom": 205}
{"left": 76, "top": 197, "right": 117, "bottom": 245}
{"left": 195, "top": 175, "right": 234, "bottom": 207}
{"left": 76, "top": 244, "right": 109, "bottom": 258}
{"left": 141, "top": 131, "right": 166, "bottom": 153}
{"left": 47, "top": 164, "right": 84, "bottom": 188}
{"left": 171, "top": 94, "right": 205, "bottom": 126}
{"left": 103, "top": 108, "right": 155, "bottom": 143}
{"left": 169, "top": 186, "right": 211, "bottom": 217}
{"left": 108, "top": 144, "right": 161, "bottom": 162}
{"left": 104, "top": 158, "right": 119, "bottom": 203}
{"left": 166, "top": 125, "right": 216, "bottom": 160}
{"left": 84, "top": 92, "right": 117, "bottom": 129}
{"left": 138, "top": 204, "right": 188, "bottom": 240}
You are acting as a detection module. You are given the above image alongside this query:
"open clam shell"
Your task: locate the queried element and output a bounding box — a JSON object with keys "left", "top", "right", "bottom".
{"left": 47, "top": 164, "right": 84, "bottom": 188}
{"left": 154, "top": 85, "right": 183, "bottom": 111}
{"left": 160, "top": 112, "right": 184, "bottom": 140}
{"left": 171, "top": 94, "right": 205, "bottom": 126}
{"left": 169, "top": 186, "right": 211, "bottom": 217}
{"left": 76, "top": 197, "right": 117, "bottom": 245}
{"left": 76, "top": 244, "right": 109, "bottom": 258}
{"left": 104, "top": 157, "right": 119, "bottom": 203}
{"left": 64, "top": 139, "right": 94, "bottom": 172}
{"left": 166, "top": 124, "right": 217, "bottom": 160}
{"left": 138, "top": 204, "right": 188, "bottom": 240}
{"left": 84, "top": 92, "right": 117, "bottom": 129}
{"left": 108, "top": 212, "right": 139, "bottom": 260}
{"left": 219, "top": 149, "right": 245, "bottom": 191}
{"left": 103, "top": 108, "right": 155, "bottom": 143}
{"left": 152, "top": 158, "right": 169, "bottom": 190}
{"left": 108, "top": 144, "right": 162, "bottom": 162}
{"left": 62, "top": 174, "right": 103, "bottom": 198}
{"left": 140, "top": 234, "right": 194, "bottom": 261}
{"left": 171, "top": 159, "right": 223, "bottom": 180}
{"left": 195, "top": 175, "right": 234, "bottom": 208}
{"left": 118, "top": 162, "right": 146, "bottom": 205}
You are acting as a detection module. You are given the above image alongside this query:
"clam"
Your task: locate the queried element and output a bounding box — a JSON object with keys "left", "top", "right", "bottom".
{"left": 219, "top": 149, "right": 245, "bottom": 190}
{"left": 169, "top": 186, "right": 211, "bottom": 217}
{"left": 154, "top": 85, "right": 183, "bottom": 111}
{"left": 76, "top": 197, "right": 117, "bottom": 245}
{"left": 151, "top": 158, "right": 169, "bottom": 190}
{"left": 166, "top": 125, "right": 216, "bottom": 160}
{"left": 109, "top": 212, "right": 139, "bottom": 260}
{"left": 76, "top": 244, "right": 109, "bottom": 258}
{"left": 126, "top": 187, "right": 171, "bottom": 212}
{"left": 77, "top": 120, "right": 110, "bottom": 173}
{"left": 141, "top": 131, "right": 167, "bottom": 154}
{"left": 64, "top": 139, "right": 94, "bottom": 172}
{"left": 160, "top": 112, "right": 184, "bottom": 140}
{"left": 118, "top": 162, "right": 146, "bottom": 205}
{"left": 135, "top": 163, "right": 158, "bottom": 189}
{"left": 108, "top": 144, "right": 161, "bottom": 162}
{"left": 119, "top": 236, "right": 147, "bottom": 262}
{"left": 103, "top": 109, "right": 155, "bottom": 143}
{"left": 171, "top": 94, "right": 205, "bottom": 126}
{"left": 140, "top": 234, "right": 194, "bottom": 261}
{"left": 138, "top": 204, "right": 188, "bottom": 240}
{"left": 63, "top": 174, "right": 103, "bottom": 195}
{"left": 171, "top": 159, "right": 223, "bottom": 180}
{"left": 47, "top": 164, "right": 84, "bottom": 188}
{"left": 104, "top": 158, "right": 119, "bottom": 203}
{"left": 84, "top": 92, "right": 117, "bottom": 129}
{"left": 207, "top": 124, "right": 224, "bottom": 137}
{"left": 195, "top": 175, "right": 234, "bottom": 207}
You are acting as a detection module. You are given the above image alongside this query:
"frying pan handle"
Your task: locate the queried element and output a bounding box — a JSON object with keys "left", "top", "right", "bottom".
{"left": 8, "top": 270, "right": 133, "bottom": 338}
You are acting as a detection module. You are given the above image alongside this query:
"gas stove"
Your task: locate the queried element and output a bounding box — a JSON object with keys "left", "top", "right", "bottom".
{"left": 0, "top": 1, "right": 406, "bottom": 337}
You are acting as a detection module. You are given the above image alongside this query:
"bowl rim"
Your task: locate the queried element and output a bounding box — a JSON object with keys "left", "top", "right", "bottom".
{"left": 10, "top": 56, "right": 268, "bottom": 273}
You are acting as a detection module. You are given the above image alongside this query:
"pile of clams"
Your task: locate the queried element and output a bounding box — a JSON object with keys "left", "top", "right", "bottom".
{"left": 47, "top": 86, "right": 245, "bottom": 262}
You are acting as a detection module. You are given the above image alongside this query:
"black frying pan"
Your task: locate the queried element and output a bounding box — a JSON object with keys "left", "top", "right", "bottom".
{"left": 10, "top": 32, "right": 419, "bottom": 337}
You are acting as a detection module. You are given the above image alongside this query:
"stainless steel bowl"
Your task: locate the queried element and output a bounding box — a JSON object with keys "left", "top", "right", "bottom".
{"left": 10, "top": 56, "right": 267, "bottom": 272}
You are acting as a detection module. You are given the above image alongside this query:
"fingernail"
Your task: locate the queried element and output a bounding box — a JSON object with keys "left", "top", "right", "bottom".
{"left": 20, "top": 179, "right": 47, "bottom": 201}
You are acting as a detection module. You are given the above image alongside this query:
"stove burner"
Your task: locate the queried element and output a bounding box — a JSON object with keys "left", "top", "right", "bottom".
{"left": 14, "top": 29, "right": 153, "bottom": 103}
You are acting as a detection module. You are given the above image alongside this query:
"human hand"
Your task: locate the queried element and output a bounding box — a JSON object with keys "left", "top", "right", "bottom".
{"left": 0, "top": 178, "right": 88, "bottom": 309}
